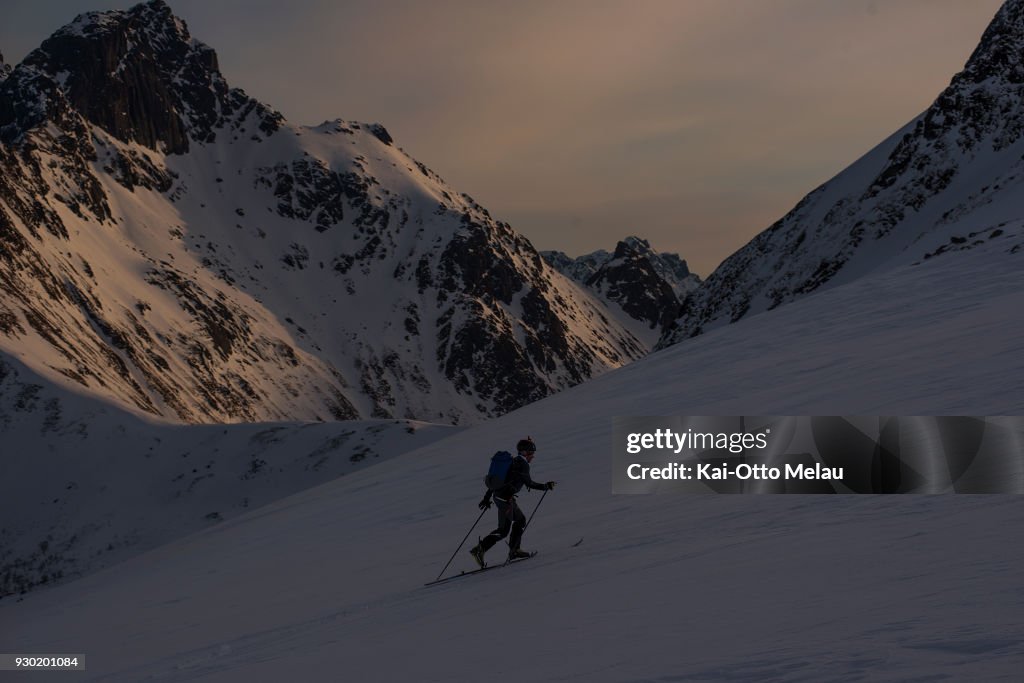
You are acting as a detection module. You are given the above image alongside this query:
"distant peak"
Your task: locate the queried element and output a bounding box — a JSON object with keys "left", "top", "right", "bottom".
{"left": 621, "top": 236, "right": 652, "bottom": 250}
{"left": 613, "top": 236, "right": 657, "bottom": 259}
{"left": 142, "top": 0, "right": 173, "bottom": 11}
{"left": 612, "top": 240, "right": 643, "bottom": 260}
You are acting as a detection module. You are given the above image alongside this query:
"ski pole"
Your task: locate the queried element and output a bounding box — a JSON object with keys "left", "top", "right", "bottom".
{"left": 523, "top": 488, "right": 548, "bottom": 530}
{"left": 502, "top": 489, "right": 549, "bottom": 547}
{"left": 503, "top": 489, "right": 549, "bottom": 565}
{"left": 434, "top": 507, "right": 487, "bottom": 582}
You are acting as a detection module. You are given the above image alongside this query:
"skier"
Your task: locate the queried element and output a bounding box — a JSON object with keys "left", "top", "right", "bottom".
{"left": 470, "top": 437, "right": 556, "bottom": 566}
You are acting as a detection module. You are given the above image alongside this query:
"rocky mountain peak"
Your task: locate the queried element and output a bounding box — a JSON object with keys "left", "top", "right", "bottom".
{"left": 0, "top": 51, "right": 10, "bottom": 81}
{"left": 871, "top": 2, "right": 1024, "bottom": 189}
{"left": 541, "top": 238, "right": 700, "bottom": 341}
{"left": 659, "top": 1, "right": 1024, "bottom": 346}
{"left": 586, "top": 240, "right": 682, "bottom": 333}
{"left": 0, "top": 1, "right": 650, "bottom": 426}
{"left": 543, "top": 238, "right": 699, "bottom": 297}
{"left": 616, "top": 236, "right": 693, "bottom": 283}
{"left": 540, "top": 248, "right": 608, "bottom": 283}
{"left": 614, "top": 236, "right": 650, "bottom": 257}
{"left": 957, "top": 0, "right": 1024, "bottom": 85}
{"left": 55, "top": 0, "right": 185, "bottom": 43}
{"left": 0, "top": 0, "right": 280, "bottom": 151}
{"left": 606, "top": 237, "right": 657, "bottom": 268}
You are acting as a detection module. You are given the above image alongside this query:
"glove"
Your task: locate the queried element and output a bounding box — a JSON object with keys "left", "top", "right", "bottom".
{"left": 545, "top": 481, "right": 557, "bottom": 490}
{"left": 479, "top": 496, "right": 492, "bottom": 510}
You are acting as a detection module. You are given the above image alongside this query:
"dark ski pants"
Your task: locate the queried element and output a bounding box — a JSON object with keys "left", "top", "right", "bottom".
{"left": 479, "top": 496, "right": 525, "bottom": 552}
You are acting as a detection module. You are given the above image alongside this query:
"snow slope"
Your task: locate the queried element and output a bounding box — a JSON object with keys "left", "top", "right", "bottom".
{"left": 0, "top": 351, "right": 456, "bottom": 596}
{"left": 3, "top": 228, "right": 1021, "bottom": 682}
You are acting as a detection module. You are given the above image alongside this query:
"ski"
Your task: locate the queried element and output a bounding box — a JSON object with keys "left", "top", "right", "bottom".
{"left": 424, "top": 552, "right": 537, "bottom": 587}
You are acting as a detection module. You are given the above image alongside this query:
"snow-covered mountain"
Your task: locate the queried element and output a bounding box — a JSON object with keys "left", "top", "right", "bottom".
{"left": 542, "top": 247, "right": 610, "bottom": 283}
{"left": 660, "top": 1, "right": 1024, "bottom": 344}
{"left": 0, "top": 0, "right": 644, "bottom": 426}
{"left": 3, "top": 221, "right": 1021, "bottom": 682}
{"left": 3, "top": 4, "right": 1023, "bottom": 677}
{"left": 543, "top": 237, "right": 700, "bottom": 343}
{"left": 0, "top": 52, "right": 11, "bottom": 81}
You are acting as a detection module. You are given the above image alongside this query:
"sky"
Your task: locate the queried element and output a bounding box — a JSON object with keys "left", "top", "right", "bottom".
{"left": 0, "top": 0, "right": 1006, "bottom": 275}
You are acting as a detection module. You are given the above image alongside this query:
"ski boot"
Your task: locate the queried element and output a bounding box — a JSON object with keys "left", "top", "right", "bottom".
{"left": 508, "top": 548, "right": 532, "bottom": 561}
{"left": 469, "top": 542, "right": 487, "bottom": 568}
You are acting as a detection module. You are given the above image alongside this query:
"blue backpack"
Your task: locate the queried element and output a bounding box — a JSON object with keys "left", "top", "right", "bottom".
{"left": 484, "top": 451, "right": 513, "bottom": 491}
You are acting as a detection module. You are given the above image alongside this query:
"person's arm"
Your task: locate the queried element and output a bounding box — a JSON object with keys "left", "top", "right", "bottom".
{"left": 478, "top": 490, "right": 493, "bottom": 509}
{"left": 521, "top": 461, "right": 554, "bottom": 491}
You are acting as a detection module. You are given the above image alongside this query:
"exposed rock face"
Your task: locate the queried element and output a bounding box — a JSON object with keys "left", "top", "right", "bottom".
{"left": 586, "top": 239, "right": 684, "bottom": 332}
{"left": 0, "top": 1, "right": 281, "bottom": 151}
{"left": 543, "top": 237, "right": 701, "bottom": 337}
{"left": 542, "top": 248, "right": 610, "bottom": 284}
{"left": 659, "top": 1, "right": 1024, "bottom": 345}
{"left": 0, "top": 0, "right": 644, "bottom": 424}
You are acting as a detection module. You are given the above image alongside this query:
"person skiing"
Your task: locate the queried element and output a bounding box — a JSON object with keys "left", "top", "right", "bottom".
{"left": 470, "top": 437, "right": 556, "bottom": 567}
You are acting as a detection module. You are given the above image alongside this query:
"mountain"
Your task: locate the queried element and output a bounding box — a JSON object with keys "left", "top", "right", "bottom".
{"left": 542, "top": 237, "right": 700, "bottom": 343}
{"left": 0, "top": 0, "right": 645, "bottom": 425}
{"left": 541, "top": 247, "right": 610, "bottom": 283}
{"left": 660, "top": 1, "right": 1024, "bottom": 344}
{"left": 3, "top": 226, "right": 1021, "bottom": 680}
{"left": 0, "top": 52, "right": 10, "bottom": 81}
{"left": 4, "top": 5, "right": 1023, "bottom": 677}
{"left": 544, "top": 237, "right": 700, "bottom": 297}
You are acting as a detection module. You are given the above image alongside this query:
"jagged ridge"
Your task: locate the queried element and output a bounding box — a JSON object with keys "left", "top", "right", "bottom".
{"left": 543, "top": 237, "right": 700, "bottom": 341}
{"left": 660, "top": 0, "right": 1024, "bottom": 345}
{"left": 0, "top": 0, "right": 645, "bottom": 424}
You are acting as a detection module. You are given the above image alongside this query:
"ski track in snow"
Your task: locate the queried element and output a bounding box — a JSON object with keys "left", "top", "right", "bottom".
{"left": 2, "top": 236, "right": 1023, "bottom": 681}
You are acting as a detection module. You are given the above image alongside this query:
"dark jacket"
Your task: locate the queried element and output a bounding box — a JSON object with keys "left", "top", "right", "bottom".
{"left": 485, "top": 455, "right": 546, "bottom": 501}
